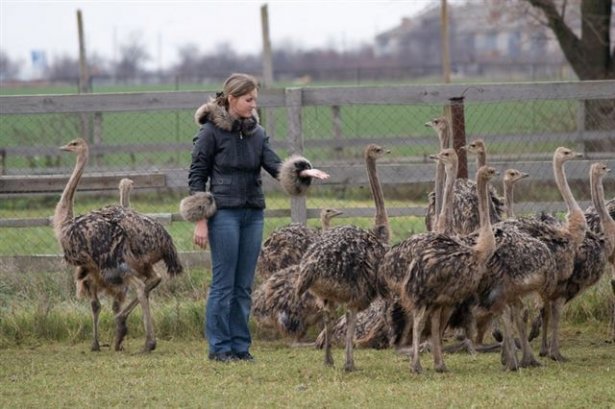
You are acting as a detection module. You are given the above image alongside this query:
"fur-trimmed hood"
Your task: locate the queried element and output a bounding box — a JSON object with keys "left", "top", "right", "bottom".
{"left": 194, "top": 99, "right": 259, "bottom": 136}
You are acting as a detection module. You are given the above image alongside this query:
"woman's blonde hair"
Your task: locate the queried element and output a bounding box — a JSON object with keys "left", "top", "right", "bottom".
{"left": 215, "top": 73, "right": 259, "bottom": 107}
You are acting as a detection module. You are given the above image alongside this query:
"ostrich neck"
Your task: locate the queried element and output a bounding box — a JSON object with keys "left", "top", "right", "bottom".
{"left": 504, "top": 181, "right": 515, "bottom": 218}
{"left": 476, "top": 151, "right": 486, "bottom": 168}
{"left": 435, "top": 161, "right": 457, "bottom": 234}
{"left": 321, "top": 215, "right": 332, "bottom": 231}
{"left": 54, "top": 151, "right": 87, "bottom": 231}
{"left": 120, "top": 188, "right": 131, "bottom": 207}
{"left": 591, "top": 172, "right": 615, "bottom": 255}
{"left": 433, "top": 127, "right": 451, "bottom": 222}
{"left": 474, "top": 173, "right": 496, "bottom": 263}
{"left": 554, "top": 158, "right": 586, "bottom": 246}
{"left": 366, "top": 156, "right": 389, "bottom": 243}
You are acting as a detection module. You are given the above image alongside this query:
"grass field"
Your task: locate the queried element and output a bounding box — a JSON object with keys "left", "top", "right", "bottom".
{"left": 0, "top": 322, "right": 613, "bottom": 408}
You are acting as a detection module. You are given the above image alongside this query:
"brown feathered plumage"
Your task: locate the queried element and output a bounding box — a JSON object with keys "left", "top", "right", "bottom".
{"left": 53, "top": 139, "right": 182, "bottom": 353}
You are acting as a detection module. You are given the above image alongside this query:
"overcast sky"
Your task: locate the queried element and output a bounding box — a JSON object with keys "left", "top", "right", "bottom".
{"left": 1, "top": 0, "right": 440, "bottom": 71}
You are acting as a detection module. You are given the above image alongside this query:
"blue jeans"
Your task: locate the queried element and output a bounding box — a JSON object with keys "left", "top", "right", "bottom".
{"left": 206, "top": 208, "right": 264, "bottom": 355}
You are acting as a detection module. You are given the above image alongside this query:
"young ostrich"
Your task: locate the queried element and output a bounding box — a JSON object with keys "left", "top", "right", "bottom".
{"left": 379, "top": 148, "right": 462, "bottom": 352}
{"left": 53, "top": 139, "right": 183, "bottom": 352}
{"left": 74, "top": 178, "right": 134, "bottom": 350}
{"left": 531, "top": 163, "right": 615, "bottom": 353}
{"left": 251, "top": 208, "right": 343, "bottom": 343}
{"left": 401, "top": 164, "right": 498, "bottom": 374}
{"left": 475, "top": 168, "right": 529, "bottom": 345}
{"left": 501, "top": 147, "right": 586, "bottom": 362}
{"left": 296, "top": 144, "right": 390, "bottom": 371}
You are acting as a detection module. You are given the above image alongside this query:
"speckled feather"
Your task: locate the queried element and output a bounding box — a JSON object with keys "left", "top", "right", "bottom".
{"left": 256, "top": 224, "right": 318, "bottom": 280}
{"left": 425, "top": 179, "right": 504, "bottom": 234}
{"left": 297, "top": 225, "right": 387, "bottom": 311}
{"left": 252, "top": 264, "right": 322, "bottom": 340}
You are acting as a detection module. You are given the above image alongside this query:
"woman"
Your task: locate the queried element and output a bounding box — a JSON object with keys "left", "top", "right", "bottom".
{"left": 181, "top": 73, "right": 329, "bottom": 362}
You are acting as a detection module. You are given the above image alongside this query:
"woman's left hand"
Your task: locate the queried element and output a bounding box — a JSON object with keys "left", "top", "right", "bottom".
{"left": 300, "top": 168, "right": 330, "bottom": 180}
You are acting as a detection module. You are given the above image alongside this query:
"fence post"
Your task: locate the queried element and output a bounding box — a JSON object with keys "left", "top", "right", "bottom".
{"left": 332, "top": 105, "right": 343, "bottom": 160}
{"left": 449, "top": 96, "right": 468, "bottom": 179}
{"left": 285, "top": 87, "right": 307, "bottom": 225}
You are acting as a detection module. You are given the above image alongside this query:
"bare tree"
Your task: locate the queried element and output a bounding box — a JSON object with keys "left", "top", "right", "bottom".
{"left": 114, "top": 33, "right": 150, "bottom": 80}
{"left": 47, "top": 55, "right": 80, "bottom": 82}
{"left": 495, "top": 0, "right": 614, "bottom": 130}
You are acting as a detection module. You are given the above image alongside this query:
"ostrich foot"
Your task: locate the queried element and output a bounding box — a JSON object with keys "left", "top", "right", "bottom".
{"left": 549, "top": 352, "right": 568, "bottom": 362}
{"left": 90, "top": 340, "right": 100, "bottom": 352}
{"left": 343, "top": 362, "right": 356, "bottom": 372}
{"left": 529, "top": 317, "right": 542, "bottom": 342}
{"left": 411, "top": 361, "right": 423, "bottom": 374}
{"left": 142, "top": 339, "right": 156, "bottom": 353}
{"left": 324, "top": 356, "right": 334, "bottom": 367}
{"left": 114, "top": 318, "right": 128, "bottom": 352}
{"left": 434, "top": 363, "right": 449, "bottom": 373}
{"left": 520, "top": 356, "right": 542, "bottom": 368}
{"left": 475, "top": 343, "right": 502, "bottom": 353}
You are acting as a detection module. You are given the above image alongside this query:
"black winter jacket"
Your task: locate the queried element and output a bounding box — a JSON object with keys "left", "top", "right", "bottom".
{"left": 188, "top": 100, "right": 282, "bottom": 209}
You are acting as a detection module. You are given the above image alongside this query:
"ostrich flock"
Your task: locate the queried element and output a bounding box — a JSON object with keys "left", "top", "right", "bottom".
{"left": 54, "top": 116, "right": 614, "bottom": 374}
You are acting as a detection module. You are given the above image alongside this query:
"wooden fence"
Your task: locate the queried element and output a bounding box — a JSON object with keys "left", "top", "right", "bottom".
{"left": 1, "top": 81, "right": 614, "bottom": 270}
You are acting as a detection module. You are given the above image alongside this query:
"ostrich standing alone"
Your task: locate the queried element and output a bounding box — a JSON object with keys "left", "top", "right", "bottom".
{"left": 401, "top": 164, "right": 498, "bottom": 374}
{"left": 296, "top": 144, "right": 390, "bottom": 371}
{"left": 251, "top": 208, "right": 343, "bottom": 343}
{"left": 53, "top": 139, "right": 183, "bottom": 352}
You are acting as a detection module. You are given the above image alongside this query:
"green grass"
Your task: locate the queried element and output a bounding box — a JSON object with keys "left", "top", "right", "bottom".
{"left": 0, "top": 322, "right": 613, "bottom": 408}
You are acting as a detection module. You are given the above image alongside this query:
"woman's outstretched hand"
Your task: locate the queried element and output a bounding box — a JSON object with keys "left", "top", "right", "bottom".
{"left": 300, "top": 168, "right": 330, "bottom": 180}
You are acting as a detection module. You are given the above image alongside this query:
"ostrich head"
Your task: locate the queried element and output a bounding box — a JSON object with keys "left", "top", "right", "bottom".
{"left": 425, "top": 116, "right": 449, "bottom": 133}
{"left": 467, "top": 139, "right": 486, "bottom": 156}
{"left": 477, "top": 165, "right": 499, "bottom": 184}
{"left": 504, "top": 169, "right": 529, "bottom": 185}
{"left": 429, "top": 147, "right": 458, "bottom": 169}
{"left": 320, "top": 208, "right": 343, "bottom": 221}
{"left": 119, "top": 178, "right": 134, "bottom": 193}
{"left": 60, "top": 138, "right": 89, "bottom": 155}
{"left": 591, "top": 162, "right": 610, "bottom": 180}
{"left": 364, "top": 144, "right": 390, "bottom": 161}
{"left": 554, "top": 146, "right": 582, "bottom": 165}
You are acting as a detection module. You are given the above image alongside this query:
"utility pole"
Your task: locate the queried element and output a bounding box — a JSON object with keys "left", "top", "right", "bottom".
{"left": 260, "top": 4, "right": 276, "bottom": 137}
{"left": 77, "top": 9, "right": 91, "bottom": 93}
{"left": 440, "top": 0, "right": 451, "bottom": 84}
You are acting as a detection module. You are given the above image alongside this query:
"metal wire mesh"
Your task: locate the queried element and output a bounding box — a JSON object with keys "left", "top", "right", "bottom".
{"left": 1, "top": 84, "right": 613, "bottom": 268}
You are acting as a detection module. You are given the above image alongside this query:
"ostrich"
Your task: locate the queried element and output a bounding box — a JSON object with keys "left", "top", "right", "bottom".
{"left": 296, "top": 143, "right": 390, "bottom": 371}
{"left": 314, "top": 297, "right": 390, "bottom": 350}
{"left": 424, "top": 117, "right": 450, "bottom": 232}
{"left": 74, "top": 177, "right": 135, "bottom": 350}
{"left": 53, "top": 138, "right": 183, "bottom": 352}
{"left": 379, "top": 148, "right": 462, "bottom": 352}
{"left": 496, "top": 147, "right": 586, "bottom": 362}
{"left": 502, "top": 169, "right": 529, "bottom": 218}
{"left": 531, "top": 163, "right": 615, "bottom": 353}
{"left": 476, "top": 168, "right": 530, "bottom": 345}
{"left": 401, "top": 164, "right": 498, "bottom": 373}
{"left": 256, "top": 209, "right": 342, "bottom": 280}
{"left": 251, "top": 208, "right": 343, "bottom": 343}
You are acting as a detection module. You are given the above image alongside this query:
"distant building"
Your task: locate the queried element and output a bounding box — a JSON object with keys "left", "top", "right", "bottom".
{"left": 375, "top": 2, "right": 568, "bottom": 79}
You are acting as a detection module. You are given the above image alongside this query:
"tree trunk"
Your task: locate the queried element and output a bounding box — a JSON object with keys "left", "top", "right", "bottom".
{"left": 526, "top": 0, "right": 614, "bottom": 131}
